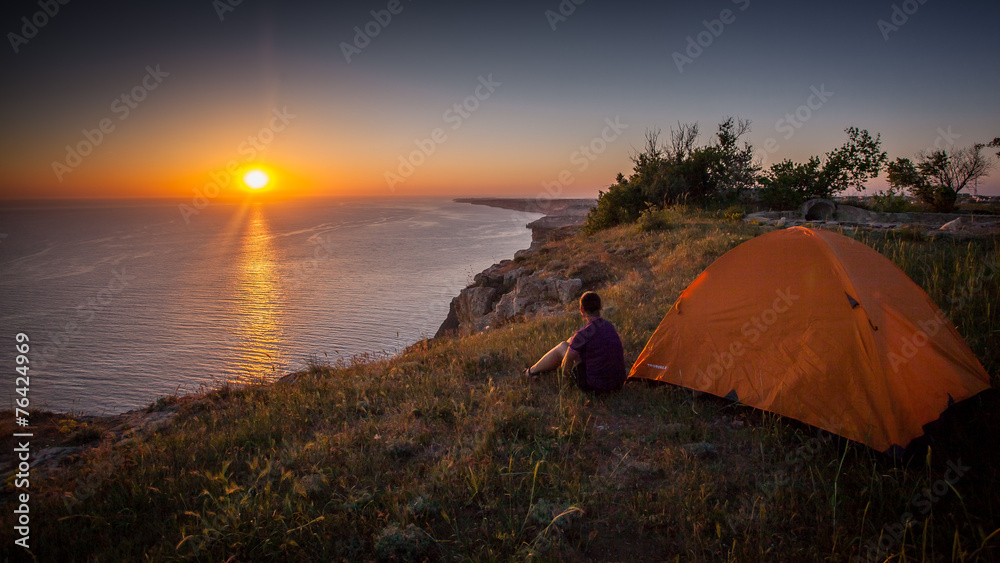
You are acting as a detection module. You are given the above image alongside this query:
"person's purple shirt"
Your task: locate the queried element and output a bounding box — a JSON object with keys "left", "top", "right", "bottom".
{"left": 569, "top": 316, "right": 626, "bottom": 391}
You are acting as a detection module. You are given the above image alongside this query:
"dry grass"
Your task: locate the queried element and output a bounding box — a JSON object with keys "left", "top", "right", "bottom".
{"left": 2, "top": 207, "right": 997, "bottom": 561}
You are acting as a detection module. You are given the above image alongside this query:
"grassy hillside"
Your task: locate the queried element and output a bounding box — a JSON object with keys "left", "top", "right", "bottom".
{"left": 3, "top": 207, "right": 998, "bottom": 561}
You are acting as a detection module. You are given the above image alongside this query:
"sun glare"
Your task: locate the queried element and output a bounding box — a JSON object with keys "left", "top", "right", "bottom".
{"left": 243, "top": 169, "right": 270, "bottom": 190}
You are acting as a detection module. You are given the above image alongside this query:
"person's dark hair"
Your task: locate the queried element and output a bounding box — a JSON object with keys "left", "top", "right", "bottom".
{"left": 580, "top": 291, "right": 601, "bottom": 316}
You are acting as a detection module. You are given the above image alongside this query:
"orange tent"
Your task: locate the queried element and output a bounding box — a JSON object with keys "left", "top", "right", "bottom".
{"left": 629, "top": 227, "right": 991, "bottom": 454}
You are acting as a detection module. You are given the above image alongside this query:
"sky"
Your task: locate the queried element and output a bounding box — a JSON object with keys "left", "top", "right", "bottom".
{"left": 1, "top": 0, "right": 998, "bottom": 200}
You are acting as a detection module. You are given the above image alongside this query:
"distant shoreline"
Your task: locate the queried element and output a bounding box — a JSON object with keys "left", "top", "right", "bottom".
{"left": 454, "top": 197, "right": 597, "bottom": 235}
{"left": 453, "top": 197, "right": 596, "bottom": 216}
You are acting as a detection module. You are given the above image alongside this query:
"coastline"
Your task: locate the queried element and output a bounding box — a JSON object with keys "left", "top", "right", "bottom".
{"left": 0, "top": 198, "right": 597, "bottom": 476}
{"left": 1, "top": 198, "right": 541, "bottom": 416}
{"left": 453, "top": 197, "right": 596, "bottom": 215}
{"left": 5, "top": 204, "right": 997, "bottom": 560}
{"left": 454, "top": 197, "right": 595, "bottom": 249}
{"left": 433, "top": 198, "right": 597, "bottom": 337}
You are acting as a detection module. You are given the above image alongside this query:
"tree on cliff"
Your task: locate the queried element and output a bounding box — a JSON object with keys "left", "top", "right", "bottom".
{"left": 757, "top": 157, "right": 828, "bottom": 209}
{"left": 887, "top": 142, "right": 995, "bottom": 212}
{"left": 710, "top": 117, "right": 760, "bottom": 201}
{"left": 823, "top": 126, "right": 888, "bottom": 194}
{"left": 585, "top": 118, "right": 759, "bottom": 232}
{"left": 756, "top": 127, "right": 886, "bottom": 209}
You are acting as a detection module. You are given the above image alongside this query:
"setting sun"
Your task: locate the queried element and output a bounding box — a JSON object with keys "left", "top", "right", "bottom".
{"left": 243, "top": 169, "right": 270, "bottom": 190}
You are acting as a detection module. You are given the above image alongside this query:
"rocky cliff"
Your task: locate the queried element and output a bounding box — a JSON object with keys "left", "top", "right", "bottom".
{"left": 436, "top": 198, "right": 597, "bottom": 337}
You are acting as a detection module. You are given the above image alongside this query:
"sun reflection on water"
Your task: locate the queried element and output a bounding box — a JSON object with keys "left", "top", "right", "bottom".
{"left": 230, "top": 203, "right": 284, "bottom": 383}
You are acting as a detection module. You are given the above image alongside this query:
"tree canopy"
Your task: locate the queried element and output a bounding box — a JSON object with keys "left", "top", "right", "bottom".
{"left": 887, "top": 142, "right": 995, "bottom": 212}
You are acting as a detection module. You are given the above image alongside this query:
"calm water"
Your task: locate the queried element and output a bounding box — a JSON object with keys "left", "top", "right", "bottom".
{"left": 0, "top": 198, "right": 541, "bottom": 414}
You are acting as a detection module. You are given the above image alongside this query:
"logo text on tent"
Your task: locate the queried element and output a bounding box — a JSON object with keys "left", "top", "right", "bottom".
{"left": 887, "top": 308, "right": 948, "bottom": 373}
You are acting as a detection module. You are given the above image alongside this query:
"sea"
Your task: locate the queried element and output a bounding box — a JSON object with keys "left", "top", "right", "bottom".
{"left": 0, "top": 198, "right": 541, "bottom": 415}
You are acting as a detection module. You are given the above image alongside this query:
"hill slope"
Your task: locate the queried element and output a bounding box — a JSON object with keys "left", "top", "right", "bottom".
{"left": 3, "top": 207, "right": 998, "bottom": 561}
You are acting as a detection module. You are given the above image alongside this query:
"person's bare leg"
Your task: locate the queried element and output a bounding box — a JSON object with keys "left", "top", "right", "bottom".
{"left": 529, "top": 341, "right": 570, "bottom": 375}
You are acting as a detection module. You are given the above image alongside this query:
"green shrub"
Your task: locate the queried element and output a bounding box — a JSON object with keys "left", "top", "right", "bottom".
{"left": 637, "top": 208, "right": 670, "bottom": 232}
{"left": 583, "top": 180, "right": 645, "bottom": 233}
{"left": 756, "top": 158, "right": 825, "bottom": 210}
{"left": 870, "top": 188, "right": 909, "bottom": 213}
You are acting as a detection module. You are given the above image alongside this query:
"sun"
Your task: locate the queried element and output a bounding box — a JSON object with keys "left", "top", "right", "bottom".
{"left": 243, "top": 169, "right": 270, "bottom": 190}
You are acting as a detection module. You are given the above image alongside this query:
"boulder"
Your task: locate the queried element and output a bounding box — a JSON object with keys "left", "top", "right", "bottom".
{"left": 835, "top": 205, "right": 878, "bottom": 224}
{"left": 555, "top": 278, "right": 583, "bottom": 304}
{"left": 477, "top": 310, "right": 501, "bottom": 332}
{"left": 493, "top": 291, "right": 517, "bottom": 320}
{"left": 503, "top": 267, "right": 531, "bottom": 290}
{"left": 514, "top": 247, "right": 535, "bottom": 260}
{"left": 454, "top": 287, "right": 498, "bottom": 326}
{"left": 802, "top": 198, "right": 836, "bottom": 221}
{"left": 434, "top": 300, "right": 460, "bottom": 338}
{"left": 472, "top": 261, "right": 509, "bottom": 289}
{"left": 512, "top": 273, "right": 558, "bottom": 314}
{"left": 31, "top": 446, "right": 85, "bottom": 470}
{"left": 491, "top": 273, "right": 583, "bottom": 322}
{"left": 939, "top": 217, "right": 967, "bottom": 231}
{"left": 438, "top": 265, "right": 586, "bottom": 336}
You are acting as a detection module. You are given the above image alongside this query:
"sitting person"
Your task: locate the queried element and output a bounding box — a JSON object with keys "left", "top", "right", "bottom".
{"left": 524, "top": 291, "right": 626, "bottom": 392}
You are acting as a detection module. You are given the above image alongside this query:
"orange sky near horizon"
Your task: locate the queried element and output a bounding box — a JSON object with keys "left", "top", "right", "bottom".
{"left": 4, "top": 97, "right": 997, "bottom": 200}
{"left": 0, "top": 95, "right": 639, "bottom": 201}
{"left": 1, "top": 2, "right": 998, "bottom": 201}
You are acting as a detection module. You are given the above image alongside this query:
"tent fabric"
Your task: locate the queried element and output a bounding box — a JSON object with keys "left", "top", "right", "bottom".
{"left": 629, "top": 227, "right": 991, "bottom": 453}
